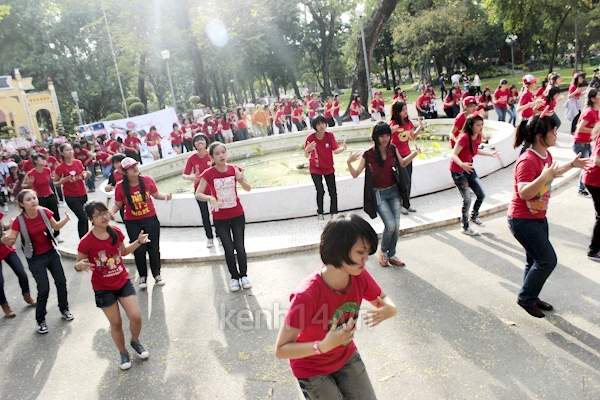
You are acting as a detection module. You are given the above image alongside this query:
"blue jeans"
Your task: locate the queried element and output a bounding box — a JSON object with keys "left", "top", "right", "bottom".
{"left": 101, "top": 165, "right": 112, "bottom": 178}
{"left": 573, "top": 142, "right": 591, "bottom": 192}
{"left": 237, "top": 128, "right": 249, "bottom": 141}
{"left": 375, "top": 186, "right": 401, "bottom": 257}
{"left": 297, "top": 350, "right": 376, "bottom": 400}
{"left": 196, "top": 199, "right": 214, "bottom": 240}
{"left": 27, "top": 249, "right": 69, "bottom": 323}
{"left": 86, "top": 164, "right": 96, "bottom": 190}
{"left": 214, "top": 214, "right": 247, "bottom": 280}
{"left": 451, "top": 171, "right": 485, "bottom": 229}
{"left": 0, "top": 251, "right": 31, "bottom": 305}
{"left": 334, "top": 116, "right": 343, "bottom": 126}
{"left": 494, "top": 106, "right": 507, "bottom": 122}
{"left": 507, "top": 104, "right": 517, "bottom": 126}
{"left": 508, "top": 217, "right": 557, "bottom": 307}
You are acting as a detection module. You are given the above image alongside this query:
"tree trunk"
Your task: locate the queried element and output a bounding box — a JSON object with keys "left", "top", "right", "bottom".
{"left": 263, "top": 72, "right": 272, "bottom": 97}
{"left": 548, "top": 7, "right": 572, "bottom": 73}
{"left": 212, "top": 72, "right": 223, "bottom": 110}
{"left": 248, "top": 72, "right": 257, "bottom": 102}
{"left": 288, "top": 69, "right": 302, "bottom": 99}
{"left": 175, "top": 0, "right": 210, "bottom": 107}
{"left": 383, "top": 56, "right": 391, "bottom": 90}
{"left": 390, "top": 54, "right": 397, "bottom": 88}
{"left": 305, "top": 3, "right": 335, "bottom": 96}
{"left": 345, "top": 0, "right": 401, "bottom": 117}
{"left": 137, "top": 52, "right": 148, "bottom": 109}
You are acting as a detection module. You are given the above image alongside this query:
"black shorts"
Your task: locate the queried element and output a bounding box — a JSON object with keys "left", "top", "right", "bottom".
{"left": 94, "top": 280, "right": 136, "bottom": 308}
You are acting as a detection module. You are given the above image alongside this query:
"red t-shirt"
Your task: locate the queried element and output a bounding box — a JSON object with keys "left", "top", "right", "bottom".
{"left": 27, "top": 167, "right": 53, "bottom": 197}
{"left": 519, "top": 90, "right": 535, "bottom": 119}
{"left": 307, "top": 100, "right": 319, "bottom": 118}
{"left": 181, "top": 125, "right": 194, "bottom": 141}
{"left": 305, "top": 132, "right": 339, "bottom": 175}
{"left": 569, "top": 84, "right": 582, "bottom": 100}
{"left": 364, "top": 148, "right": 396, "bottom": 188}
{"left": 114, "top": 175, "right": 158, "bottom": 221}
{"left": 74, "top": 149, "right": 91, "bottom": 166}
{"left": 332, "top": 100, "right": 340, "bottom": 117}
{"left": 78, "top": 226, "right": 130, "bottom": 291}
{"left": 285, "top": 268, "right": 381, "bottom": 379}
{"left": 455, "top": 88, "right": 462, "bottom": 99}
{"left": 170, "top": 130, "right": 183, "bottom": 145}
{"left": 200, "top": 165, "right": 245, "bottom": 220}
{"left": 146, "top": 132, "right": 162, "bottom": 147}
{"left": 493, "top": 88, "right": 511, "bottom": 108}
{"left": 283, "top": 100, "right": 292, "bottom": 115}
{"left": 444, "top": 95, "right": 454, "bottom": 109}
{"left": 450, "top": 133, "right": 482, "bottom": 172}
{"left": 96, "top": 151, "right": 112, "bottom": 167}
{"left": 184, "top": 152, "right": 212, "bottom": 191}
{"left": 390, "top": 120, "right": 415, "bottom": 157}
{"left": 22, "top": 160, "right": 33, "bottom": 173}
{"left": 220, "top": 118, "right": 231, "bottom": 131}
{"left": 202, "top": 121, "right": 217, "bottom": 138}
{"left": 292, "top": 108, "right": 304, "bottom": 122}
{"left": 574, "top": 107, "right": 600, "bottom": 144}
{"left": 236, "top": 115, "right": 248, "bottom": 130}
{"left": 124, "top": 136, "right": 141, "bottom": 152}
{"left": 113, "top": 170, "right": 123, "bottom": 184}
{"left": 46, "top": 155, "right": 58, "bottom": 171}
{"left": 55, "top": 160, "right": 87, "bottom": 197}
{"left": 350, "top": 100, "right": 361, "bottom": 116}
{"left": 107, "top": 140, "right": 121, "bottom": 154}
{"left": 508, "top": 149, "right": 553, "bottom": 219}
{"left": 450, "top": 112, "right": 468, "bottom": 148}
{"left": 416, "top": 94, "right": 429, "bottom": 110}
{"left": 324, "top": 102, "right": 333, "bottom": 119}
{"left": 11, "top": 207, "right": 54, "bottom": 256}
{"left": 370, "top": 98, "right": 384, "bottom": 113}
{"left": 275, "top": 110, "right": 285, "bottom": 124}
{"left": 535, "top": 87, "right": 545, "bottom": 98}
{"left": 584, "top": 134, "right": 600, "bottom": 187}
{"left": 0, "top": 212, "right": 16, "bottom": 260}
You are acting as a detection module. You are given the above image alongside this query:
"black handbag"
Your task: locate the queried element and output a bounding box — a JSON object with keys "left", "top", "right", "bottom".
{"left": 389, "top": 144, "right": 411, "bottom": 208}
{"left": 363, "top": 151, "right": 378, "bottom": 219}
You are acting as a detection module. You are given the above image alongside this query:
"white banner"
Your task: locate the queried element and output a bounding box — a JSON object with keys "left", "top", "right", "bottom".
{"left": 102, "top": 108, "right": 179, "bottom": 159}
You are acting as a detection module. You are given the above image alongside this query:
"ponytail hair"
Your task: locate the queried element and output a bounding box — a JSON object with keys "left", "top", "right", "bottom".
{"left": 84, "top": 201, "right": 118, "bottom": 246}
{"left": 587, "top": 89, "right": 598, "bottom": 107}
{"left": 513, "top": 115, "right": 557, "bottom": 149}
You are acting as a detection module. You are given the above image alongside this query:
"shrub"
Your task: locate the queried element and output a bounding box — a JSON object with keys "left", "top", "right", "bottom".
{"left": 129, "top": 102, "right": 146, "bottom": 116}
{"left": 126, "top": 97, "right": 141, "bottom": 107}
{"left": 103, "top": 112, "right": 125, "bottom": 121}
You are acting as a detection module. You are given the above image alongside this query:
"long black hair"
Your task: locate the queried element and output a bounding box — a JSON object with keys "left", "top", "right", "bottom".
{"left": 122, "top": 165, "right": 146, "bottom": 211}
{"left": 371, "top": 121, "right": 393, "bottom": 168}
{"left": 463, "top": 114, "right": 484, "bottom": 156}
{"left": 544, "top": 86, "right": 561, "bottom": 106}
{"left": 587, "top": 89, "right": 599, "bottom": 108}
{"left": 514, "top": 115, "right": 557, "bottom": 148}
{"left": 390, "top": 102, "right": 408, "bottom": 126}
{"left": 84, "top": 201, "right": 118, "bottom": 246}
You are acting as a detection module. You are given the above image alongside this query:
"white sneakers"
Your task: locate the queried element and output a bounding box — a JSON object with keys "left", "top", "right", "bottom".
{"left": 230, "top": 277, "right": 252, "bottom": 292}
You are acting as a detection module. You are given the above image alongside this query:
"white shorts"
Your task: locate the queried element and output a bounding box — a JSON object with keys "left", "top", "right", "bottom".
{"left": 371, "top": 112, "right": 382, "bottom": 121}
{"left": 222, "top": 129, "right": 233, "bottom": 139}
{"left": 351, "top": 115, "right": 360, "bottom": 124}
{"left": 147, "top": 145, "right": 159, "bottom": 152}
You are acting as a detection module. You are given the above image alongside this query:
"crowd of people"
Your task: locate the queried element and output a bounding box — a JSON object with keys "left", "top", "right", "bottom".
{"left": 1, "top": 67, "right": 600, "bottom": 398}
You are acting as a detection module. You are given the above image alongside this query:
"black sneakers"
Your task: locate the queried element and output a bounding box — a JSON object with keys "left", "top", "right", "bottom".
{"left": 130, "top": 340, "right": 150, "bottom": 359}
{"left": 518, "top": 301, "right": 545, "bottom": 318}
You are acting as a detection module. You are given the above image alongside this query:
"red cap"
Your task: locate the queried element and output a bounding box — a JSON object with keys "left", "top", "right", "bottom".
{"left": 464, "top": 96, "right": 477, "bottom": 106}
{"left": 374, "top": 91, "right": 381, "bottom": 95}
{"left": 522, "top": 74, "right": 538, "bottom": 85}
{"left": 121, "top": 157, "right": 138, "bottom": 170}
{"left": 39, "top": 148, "right": 47, "bottom": 154}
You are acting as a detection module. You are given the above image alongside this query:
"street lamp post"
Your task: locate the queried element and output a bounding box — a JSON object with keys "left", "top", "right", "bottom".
{"left": 71, "top": 91, "right": 84, "bottom": 126}
{"left": 161, "top": 50, "right": 177, "bottom": 111}
{"left": 356, "top": 5, "right": 372, "bottom": 107}
{"left": 505, "top": 34, "right": 518, "bottom": 76}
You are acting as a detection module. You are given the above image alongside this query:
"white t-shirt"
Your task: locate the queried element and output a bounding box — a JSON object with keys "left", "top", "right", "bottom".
{"left": 451, "top": 74, "right": 461, "bottom": 84}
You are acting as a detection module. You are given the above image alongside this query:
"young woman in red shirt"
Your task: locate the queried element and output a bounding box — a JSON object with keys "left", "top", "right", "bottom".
{"left": 350, "top": 94, "right": 364, "bottom": 124}
{"left": 183, "top": 134, "right": 215, "bottom": 248}
{"left": 517, "top": 75, "right": 542, "bottom": 121}
{"left": 54, "top": 143, "right": 92, "bottom": 238}
{"left": 389, "top": 101, "right": 423, "bottom": 214}
{"left": 220, "top": 111, "right": 234, "bottom": 143}
{"left": 169, "top": 123, "right": 183, "bottom": 154}
{"left": 567, "top": 72, "right": 588, "bottom": 135}
{"left": 304, "top": 116, "right": 347, "bottom": 220}
{"left": 72, "top": 142, "right": 95, "bottom": 192}
{"left": 110, "top": 158, "right": 172, "bottom": 289}
{"left": 235, "top": 108, "right": 250, "bottom": 141}
{"left": 575, "top": 89, "right": 600, "bottom": 197}
{"left": 582, "top": 90, "right": 600, "bottom": 260}
{"left": 181, "top": 118, "right": 195, "bottom": 152}
{"left": 76, "top": 201, "right": 151, "bottom": 370}
{"left": 145, "top": 126, "right": 162, "bottom": 161}
{"left": 509, "top": 113, "right": 586, "bottom": 317}
{"left": 507, "top": 85, "right": 519, "bottom": 126}
{"left": 2, "top": 189, "right": 72, "bottom": 333}
{"left": 332, "top": 94, "right": 343, "bottom": 126}
{"left": 443, "top": 87, "right": 459, "bottom": 118}
{"left": 324, "top": 96, "right": 335, "bottom": 127}
{"left": 24, "top": 153, "right": 63, "bottom": 243}
{"left": 493, "top": 79, "right": 510, "bottom": 122}
{"left": 124, "top": 130, "right": 142, "bottom": 163}
{"left": 195, "top": 142, "right": 252, "bottom": 292}
{"left": 347, "top": 121, "right": 420, "bottom": 266}
{"left": 450, "top": 112, "right": 500, "bottom": 236}
{"left": 275, "top": 214, "right": 397, "bottom": 398}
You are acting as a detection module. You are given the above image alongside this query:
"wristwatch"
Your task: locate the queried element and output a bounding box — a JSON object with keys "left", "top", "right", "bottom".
{"left": 312, "top": 340, "right": 322, "bottom": 355}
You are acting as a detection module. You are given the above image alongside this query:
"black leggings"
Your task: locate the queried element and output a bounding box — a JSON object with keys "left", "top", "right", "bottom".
{"left": 196, "top": 200, "right": 214, "bottom": 240}
{"left": 311, "top": 173, "right": 338, "bottom": 215}
{"left": 65, "top": 195, "right": 88, "bottom": 238}
{"left": 38, "top": 194, "right": 60, "bottom": 236}
{"left": 214, "top": 214, "right": 247, "bottom": 280}
{"left": 571, "top": 111, "right": 581, "bottom": 134}
{"left": 124, "top": 215, "right": 161, "bottom": 279}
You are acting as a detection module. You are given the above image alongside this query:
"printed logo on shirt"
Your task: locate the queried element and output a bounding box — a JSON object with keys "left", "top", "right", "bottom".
{"left": 130, "top": 191, "right": 152, "bottom": 217}
{"left": 94, "top": 250, "right": 124, "bottom": 278}
{"left": 214, "top": 176, "right": 237, "bottom": 209}
{"left": 397, "top": 129, "right": 410, "bottom": 142}
{"left": 527, "top": 180, "right": 553, "bottom": 214}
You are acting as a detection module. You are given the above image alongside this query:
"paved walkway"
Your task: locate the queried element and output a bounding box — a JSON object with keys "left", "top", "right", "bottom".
{"left": 47, "top": 130, "right": 580, "bottom": 264}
